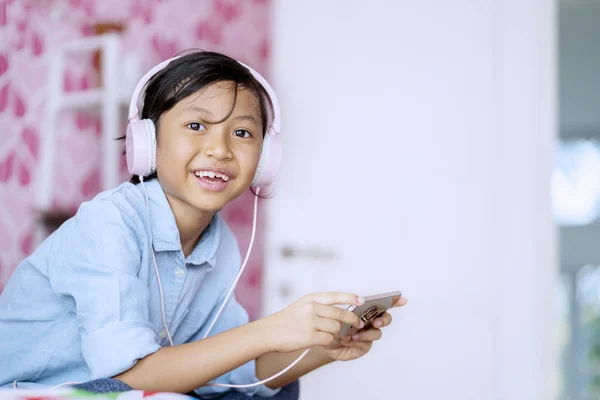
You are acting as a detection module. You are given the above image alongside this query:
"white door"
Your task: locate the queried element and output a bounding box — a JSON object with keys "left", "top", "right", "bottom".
{"left": 262, "top": 1, "right": 557, "bottom": 399}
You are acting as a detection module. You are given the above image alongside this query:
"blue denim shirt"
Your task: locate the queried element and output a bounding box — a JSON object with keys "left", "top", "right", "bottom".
{"left": 0, "top": 179, "right": 278, "bottom": 397}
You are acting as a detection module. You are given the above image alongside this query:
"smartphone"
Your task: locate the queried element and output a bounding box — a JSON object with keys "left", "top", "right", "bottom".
{"left": 338, "top": 291, "right": 402, "bottom": 337}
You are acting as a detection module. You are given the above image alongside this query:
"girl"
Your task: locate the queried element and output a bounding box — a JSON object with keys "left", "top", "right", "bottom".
{"left": 0, "top": 51, "right": 406, "bottom": 399}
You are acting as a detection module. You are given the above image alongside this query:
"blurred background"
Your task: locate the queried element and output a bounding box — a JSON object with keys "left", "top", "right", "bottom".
{"left": 0, "top": 0, "right": 599, "bottom": 399}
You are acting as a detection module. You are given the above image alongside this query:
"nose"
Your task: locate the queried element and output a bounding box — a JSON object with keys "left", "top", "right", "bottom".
{"left": 204, "top": 130, "right": 233, "bottom": 161}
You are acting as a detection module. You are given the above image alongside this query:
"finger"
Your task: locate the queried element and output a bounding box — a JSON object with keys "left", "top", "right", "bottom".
{"left": 315, "top": 304, "right": 362, "bottom": 328}
{"left": 372, "top": 312, "right": 392, "bottom": 329}
{"left": 392, "top": 296, "right": 407, "bottom": 307}
{"left": 341, "top": 340, "right": 372, "bottom": 352}
{"left": 315, "top": 316, "right": 342, "bottom": 335}
{"left": 314, "top": 331, "right": 335, "bottom": 346}
{"left": 309, "top": 292, "right": 364, "bottom": 307}
{"left": 350, "top": 328, "right": 383, "bottom": 342}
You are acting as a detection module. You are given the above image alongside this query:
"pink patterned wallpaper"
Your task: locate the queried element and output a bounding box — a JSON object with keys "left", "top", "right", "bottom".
{"left": 0, "top": 0, "right": 271, "bottom": 319}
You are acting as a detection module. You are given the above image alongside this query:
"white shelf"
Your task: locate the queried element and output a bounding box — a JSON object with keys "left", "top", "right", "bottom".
{"left": 61, "top": 89, "right": 102, "bottom": 108}
{"left": 59, "top": 88, "right": 130, "bottom": 110}
{"left": 35, "top": 32, "right": 140, "bottom": 246}
{"left": 37, "top": 33, "right": 127, "bottom": 215}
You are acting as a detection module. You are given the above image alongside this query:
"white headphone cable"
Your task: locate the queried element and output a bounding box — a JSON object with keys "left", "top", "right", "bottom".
{"left": 141, "top": 176, "right": 174, "bottom": 347}
{"left": 143, "top": 183, "right": 311, "bottom": 388}
{"left": 201, "top": 187, "right": 311, "bottom": 388}
{"left": 203, "top": 187, "right": 260, "bottom": 340}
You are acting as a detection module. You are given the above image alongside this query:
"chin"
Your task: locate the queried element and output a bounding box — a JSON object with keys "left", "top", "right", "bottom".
{"left": 187, "top": 197, "right": 230, "bottom": 213}
{"left": 192, "top": 188, "right": 248, "bottom": 212}
{"left": 183, "top": 178, "right": 250, "bottom": 213}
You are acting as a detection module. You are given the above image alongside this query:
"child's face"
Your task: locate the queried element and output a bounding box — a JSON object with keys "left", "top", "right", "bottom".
{"left": 155, "top": 80, "right": 263, "bottom": 214}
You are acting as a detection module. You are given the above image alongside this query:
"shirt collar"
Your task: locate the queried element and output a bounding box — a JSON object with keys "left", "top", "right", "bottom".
{"left": 187, "top": 215, "right": 220, "bottom": 267}
{"left": 143, "top": 179, "right": 220, "bottom": 268}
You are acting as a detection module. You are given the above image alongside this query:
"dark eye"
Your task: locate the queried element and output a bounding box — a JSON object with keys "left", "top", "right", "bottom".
{"left": 187, "top": 122, "right": 206, "bottom": 131}
{"left": 233, "top": 129, "right": 252, "bottom": 138}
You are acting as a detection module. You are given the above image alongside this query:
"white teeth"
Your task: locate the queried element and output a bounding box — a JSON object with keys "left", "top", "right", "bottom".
{"left": 194, "top": 170, "right": 230, "bottom": 181}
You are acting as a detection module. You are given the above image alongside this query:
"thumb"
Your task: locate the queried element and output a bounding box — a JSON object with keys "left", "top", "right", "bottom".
{"left": 393, "top": 296, "right": 407, "bottom": 307}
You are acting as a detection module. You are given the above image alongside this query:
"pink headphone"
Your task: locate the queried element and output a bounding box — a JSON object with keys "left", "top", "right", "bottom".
{"left": 125, "top": 55, "right": 282, "bottom": 188}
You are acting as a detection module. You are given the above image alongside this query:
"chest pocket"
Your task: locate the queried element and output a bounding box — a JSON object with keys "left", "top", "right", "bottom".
{"left": 174, "top": 307, "right": 208, "bottom": 343}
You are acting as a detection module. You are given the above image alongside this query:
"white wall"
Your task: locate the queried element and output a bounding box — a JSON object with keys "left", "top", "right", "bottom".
{"left": 266, "top": 1, "right": 557, "bottom": 399}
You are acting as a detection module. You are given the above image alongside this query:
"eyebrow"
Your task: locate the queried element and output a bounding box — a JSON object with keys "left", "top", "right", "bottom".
{"left": 231, "top": 115, "right": 260, "bottom": 125}
{"left": 186, "top": 105, "right": 259, "bottom": 125}
{"left": 186, "top": 105, "right": 214, "bottom": 115}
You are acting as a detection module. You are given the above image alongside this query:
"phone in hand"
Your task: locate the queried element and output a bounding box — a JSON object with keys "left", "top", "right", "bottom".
{"left": 339, "top": 291, "right": 402, "bottom": 337}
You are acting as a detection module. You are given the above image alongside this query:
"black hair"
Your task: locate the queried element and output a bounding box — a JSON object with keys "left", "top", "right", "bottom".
{"left": 119, "top": 50, "right": 273, "bottom": 197}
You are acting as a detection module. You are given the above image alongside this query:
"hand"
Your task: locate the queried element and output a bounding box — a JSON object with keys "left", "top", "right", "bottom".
{"left": 323, "top": 295, "right": 407, "bottom": 362}
{"left": 263, "top": 292, "right": 365, "bottom": 353}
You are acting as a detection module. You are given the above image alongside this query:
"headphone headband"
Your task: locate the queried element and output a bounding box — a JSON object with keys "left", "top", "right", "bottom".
{"left": 128, "top": 58, "right": 177, "bottom": 121}
{"left": 127, "top": 55, "right": 281, "bottom": 134}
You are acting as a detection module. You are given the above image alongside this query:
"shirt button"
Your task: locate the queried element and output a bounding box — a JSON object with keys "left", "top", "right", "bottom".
{"left": 174, "top": 267, "right": 185, "bottom": 277}
{"left": 159, "top": 329, "right": 167, "bottom": 339}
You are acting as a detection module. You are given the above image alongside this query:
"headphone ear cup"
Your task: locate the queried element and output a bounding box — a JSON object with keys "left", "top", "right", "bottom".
{"left": 252, "top": 130, "right": 282, "bottom": 188}
{"left": 126, "top": 119, "right": 157, "bottom": 177}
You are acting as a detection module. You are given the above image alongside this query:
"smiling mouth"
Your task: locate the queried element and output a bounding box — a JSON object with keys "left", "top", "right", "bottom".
{"left": 192, "top": 170, "right": 232, "bottom": 192}
{"left": 194, "top": 170, "right": 230, "bottom": 182}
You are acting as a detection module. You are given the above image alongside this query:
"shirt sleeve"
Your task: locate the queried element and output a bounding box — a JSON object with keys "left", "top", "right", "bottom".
{"left": 49, "top": 198, "right": 161, "bottom": 379}
{"left": 192, "top": 295, "right": 281, "bottom": 398}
